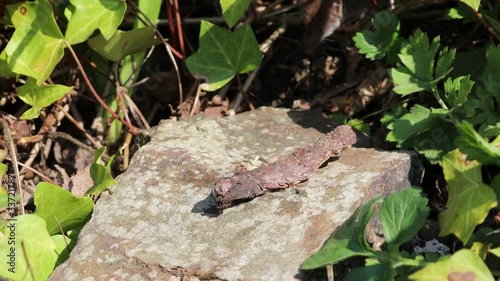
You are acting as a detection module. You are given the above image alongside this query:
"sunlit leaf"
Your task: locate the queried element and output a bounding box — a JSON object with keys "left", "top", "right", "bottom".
{"left": 65, "top": 0, "right": 127, "bottom": 45}
{"left": 86, "top": 147, "right": 116, "bottom": 195}
{"left": 0, "top": 215, "right": 58, "bottom": 280}
{"left": 409, "top": 249, "right": 494, "bottom": 281}
{"left": 439, "top": 150, "right": 498, "bottom": 244}
{"left": 220, "top": 0, "right": 251, "bottom": 28}
{"left": 35, "top": 182, "right": 94, "bottom": 235}
{"left": 5, "top": 0, "right": 65, "bottom": 84}
{"left": 17, "top": 78, "right": 72, "bottom": 120}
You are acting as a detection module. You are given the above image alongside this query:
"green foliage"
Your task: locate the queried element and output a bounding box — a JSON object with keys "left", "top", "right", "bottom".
{"left": 379, "top": 187, "right": 429, "bottom": 247}
{"left": 5, "top": 0, "right": 65, "bottom": 85}
{"left": 16, "top": 78, "right": 73, "bottom": 120}
{"left": 455, "top": 121, "right": 500, "bottom": 165}
{"left": 386, "top": 105, "right": 456, "bottom": 163}
{"left": 85, "top": 147, "right": 117, "bottom": 195}
{"left": 439, "top": 150, "right": 498, "bottom": 244}
{"left": 389, "top": 29, "right": 454, "bottom": 96}
{"left": 64, "top": 0, "right": 126, "bottom": 45}
{"left": 460, "top": 0, "right": 481, "bottom": 11}
{"left": 34, "top": 182, "right": 94, "bottom": 235}
{"left": 186, "top": 20, "right": 263, "bottom": 91}
{"left": 353, "top": 11, "right": 400, "bottom": 61}
{"left": 409, "top": 249, "right": 494, "bottom": 281}
{"left": 88, "top": 26, "right": 162, "bottom": 62}
{"left": 301, "top": 196, "right": 380, "bottom": 270}
{"left": 303, "top": 187, "right": 429, "bottom": 280}
{"left": 0, "top": 215, "right": 71, "bottom": 281}
{"left": 220, "top": 0, "right": 252, "bottom": 28}
{"left": 0, "top": 166, "right": 99, "bottom": 280}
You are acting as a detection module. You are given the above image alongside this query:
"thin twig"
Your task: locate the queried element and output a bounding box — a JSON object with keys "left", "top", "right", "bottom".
{"left": 58, "top": 105, "right": 102, "bottom": 149}
{"left": 21, "top": 241, "right": 35, "bottom": 281}
{"left": 0, "top": 119, "right": 25, "bottom": 215}
{"left": 127, "top": 0, "right": 184, "bottom": 104}
{"left": 63, "top": 41, "right": 141, "bottom": 135}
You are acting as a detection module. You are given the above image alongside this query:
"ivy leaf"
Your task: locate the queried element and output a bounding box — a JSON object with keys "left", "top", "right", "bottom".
{"left": 85, "top": 147, "right": 117, "bottom": 195}
{"left": 17, "top": 78, "right": 73, "bottom": 120}
{"left": 389, "top": 30, "right": 447, "bottom": 95}
{"left": 301, "top": 196, "right": 380, "bottom": 270}
{"left": 65, "top": 0, "right": 127, "bottom": 45}
{"left": 490, "top": 246, "right": 500, "bottom": 258}
{"left": 409, "top": 249, "right": 494, "bottom": 281}
{"left": 380, "top": 187, "right": 429, "bottom": 247}
{"left": 186, "top": 21, "right": 263, "bottom": 91}
{"left": 443, "top": 75, "right": 474, "bottom": 108}
{"left": 35, "top": 182, "right": 94, "bottom": 235}
{"left": 220, "top": 0, "right": 251, "bottom": 28}
{"left": 0, "top": 215, "right": 59, "bottom": 281}
{"left": 460, "top": 0, "right": 481, "bottom": 11}
{"left": 88, "top": 26, "right": 162, "bottom": 61}
{"left": 386, "top": 104, "right": 456, "bottom": 163}
{"left": 4, "top": 0, "right": 65, "bottom": 85}
{"left": 455, "top": 121, "right": 500, "bottom": 166}
{"left": 0, "top": 50, "right": 15, "bottom": 78}
{"left": 353, "top": 11, "right": 400, "bottom": 61}
{"left": 439, "top": 149, "right": 498, "bottom": 244}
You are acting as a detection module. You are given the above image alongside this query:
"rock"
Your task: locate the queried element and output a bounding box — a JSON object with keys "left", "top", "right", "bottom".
{"left": 50, "top": 107, "right": 423, "bottom": 281}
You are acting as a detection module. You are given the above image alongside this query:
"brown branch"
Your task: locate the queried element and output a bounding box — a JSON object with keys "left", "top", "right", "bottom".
{"left": 212, "top": 125, "right": 357, "bottom": 209}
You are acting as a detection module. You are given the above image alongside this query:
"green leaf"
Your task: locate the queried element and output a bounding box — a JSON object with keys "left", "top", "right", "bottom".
{"left": 380, "top": 187, "right": 429, "bottom": 247}
{"left": 443, "top": 75, "right": 474, "bottom": 107}
{"left": 386, "top": 105, "right": 455, "bottom": 163}
{"left": 88, "top": 26, "right": 162, "bottom": 61}
{"left": 389, "top": 29, "right": 439, "bottom": 95}
{"left": 344, "top": 262, "right": 395, "bottom": 281}
{"left": 409, "top": 249, "right": 494, "bottom": 281}
{"left": 50, "top": 234, "right": 73, "bottom": 266}
{"left": 490, "top": 246, "right": 500, "bottom": 258}
{"left": 0, "top": 49, "right": 15, "bottom": 78}
{"left": 301, "top": 196, "right": 380, "bottom": 270}
{"left": 434, "top": 47, "right": 455, "bottom": 80}
{"left": 479, "top": 44, "right": 500, "bottom": 96}
{"left": 380, "top": 105, "right": 408, "bottom": 127}
{"left": 35, "top": 182, "right": 94, "bottom": 235}
{"left": 460, "top": 0, "right": 481, "bottom": 11}
{"left": 455, "top": 121, "right": 500, "bottom": 166}
{"left": 347, "top": 119, "right": 371, "bottom": 135}
{"left": 220, "top": 0, "right": 251, "bottom": 28}
{"left": 0, "top": 214, "right": 59, "bottom": 281}
{"left": 353, "top": 11, "right": 400, "bottom": 61}
{"left": 65, "top": 0, "right": 127, "bottom": 45}
{"left": 17, "top": 78, "right": 73, "bottom": 120}
{"left": 186, "top": 21, "right": 263, "bottom": 91}
{"left": 439, "top": 150, "right": 498, "bottom": 244}
{"left": 85, "top": 147, "right": 117, "bottom": 195}
{"left": 4, "top": 0, "right": 65, "bottom": 85}
{"left": 118, "top": 0, "right": 162, "bottom": 85}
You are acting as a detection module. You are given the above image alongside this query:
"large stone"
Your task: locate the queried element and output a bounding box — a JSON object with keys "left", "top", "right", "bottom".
{"left": 50, "top": 107, "right": 423, "bottom": 281}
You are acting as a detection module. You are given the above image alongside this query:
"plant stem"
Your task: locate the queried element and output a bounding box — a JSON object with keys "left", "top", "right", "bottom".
{"left": 63, "top": 41, "right": 141, "bottom": 135}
